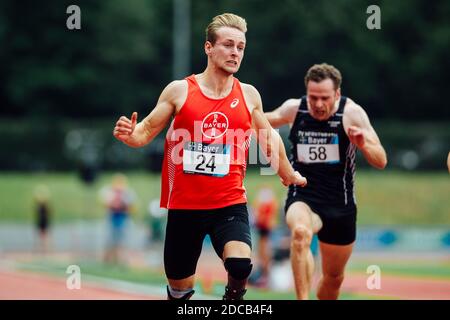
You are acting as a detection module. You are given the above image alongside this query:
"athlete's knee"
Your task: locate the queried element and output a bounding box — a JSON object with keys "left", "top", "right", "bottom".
{"left": 224, "top": 257, "right": 253, "bottom": 280}
{"left": 291, "top": 225, "right": 313, "bottom": 250}
{"left": 223, "top": 257, "right": 252, "bottom": 300}
{"left": 311, "top": 213, "right": 323, "bottom": 233}
{"left": 322, "top": 273, "right": 345, "bottom": 289}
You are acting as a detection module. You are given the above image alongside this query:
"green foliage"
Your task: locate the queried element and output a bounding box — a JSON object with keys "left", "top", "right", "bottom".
{"left": 3, "top": 0, "right": 171, "bottom": 117}
{"left": 1, "top": 0, "right": 449, "bottom": 120}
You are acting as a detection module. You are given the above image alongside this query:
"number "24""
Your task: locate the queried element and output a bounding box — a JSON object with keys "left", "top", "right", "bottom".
{"left": 195, "top": 155, "right": 217, "bottom": 172}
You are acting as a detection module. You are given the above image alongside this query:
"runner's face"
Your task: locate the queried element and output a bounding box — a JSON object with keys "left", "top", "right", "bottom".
{"left": 206, "top": 27, "right": 246, "bottom": 74}
{"left": 306, "top": 79, "right": 340, "bottom": 121}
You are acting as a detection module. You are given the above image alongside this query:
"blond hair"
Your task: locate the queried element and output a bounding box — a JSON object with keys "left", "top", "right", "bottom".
{"left": 205, "top": 13, "right": 247, "bottom": 44}
{"left": 305, "top": 63, "right": 342, "bottom": 90}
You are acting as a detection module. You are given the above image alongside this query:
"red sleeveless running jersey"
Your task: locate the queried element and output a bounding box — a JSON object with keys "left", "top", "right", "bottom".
{"left": 160, "top": 75, "right": 252, "bottom": 209}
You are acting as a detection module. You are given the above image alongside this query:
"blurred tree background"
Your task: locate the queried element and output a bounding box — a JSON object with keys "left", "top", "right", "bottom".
{"left": 1, "top": 0, "right": 449, "bottom": 172}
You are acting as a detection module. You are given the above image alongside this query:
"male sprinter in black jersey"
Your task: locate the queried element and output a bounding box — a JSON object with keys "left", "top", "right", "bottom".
{"left": 265, "top": 63, "right": 387, "bottom": 299}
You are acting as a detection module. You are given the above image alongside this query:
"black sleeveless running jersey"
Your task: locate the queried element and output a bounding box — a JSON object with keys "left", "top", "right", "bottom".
{"left": 288, "top": 96, "right": 357, "bottom": 206}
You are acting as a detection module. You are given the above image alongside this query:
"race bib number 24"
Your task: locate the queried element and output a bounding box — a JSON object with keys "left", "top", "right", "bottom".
{"left": 183, "top": 142, "right": 230, "bottom": 177}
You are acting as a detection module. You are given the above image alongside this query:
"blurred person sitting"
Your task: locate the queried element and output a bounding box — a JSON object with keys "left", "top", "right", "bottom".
{"left": 99, "top": 173, "right": 137, "bottom": 265}
{"left": 248, "top": 185, "right": 278, "bottom": 287}
{"left": 33, "top": 184, "right": 52, "bottom": 254}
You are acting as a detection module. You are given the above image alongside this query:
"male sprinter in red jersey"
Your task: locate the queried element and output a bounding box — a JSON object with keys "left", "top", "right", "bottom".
{"left": 113, "top": 13, "right": 306, "bottom": 300}
{"left": 266, "top": 63, "right": 387, "bottom": 299}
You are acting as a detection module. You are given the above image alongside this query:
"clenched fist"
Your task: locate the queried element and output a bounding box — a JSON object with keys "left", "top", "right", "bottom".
{"left": 113, "top": 112, "right": 138, "bottom": 143}
{"left": 347, "top": 125, "right": 366, "bottom": 149}
{"left": 281, "top": 171, "right": 307, "bottom": 187}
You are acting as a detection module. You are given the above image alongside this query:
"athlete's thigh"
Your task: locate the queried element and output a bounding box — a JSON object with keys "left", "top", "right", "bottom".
{"left": 319, "top": 241, "right": 354, "bottom": 277}
{"left": 316, "top": 204, "right": 356, "bottom": 245}
{"left": 209, "top": 203, "right": 252, "bottom": 259}
{"left": 285, "top": 201, "right": 316, "bottom": 231}
{"left": 164, "top": 210, "right": 206, "bottom": 280}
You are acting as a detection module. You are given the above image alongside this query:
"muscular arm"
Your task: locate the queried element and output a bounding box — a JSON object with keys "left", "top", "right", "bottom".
{"left": 243, "top": 84, "right": 306, "bottom": 186}
{"left": 344, "top": 101, "right": 388, "bottom": 169}
{"left": 113, "top": 81, "right": 185, "bottom": 148}
{"left": 264, "top": 98, "right": 300, "bottom": 128}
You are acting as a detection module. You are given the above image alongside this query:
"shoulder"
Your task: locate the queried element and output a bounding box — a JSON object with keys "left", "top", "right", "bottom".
{"left": 163, "top": 79, "right": 188, "bottom": 96}
{"left": 240, "top": 82, "right": 262, "bottom": 113}
{"left": 343, "top": 98, "right": 372, "bottom": 127}
{"left": 240, "top": 82, "right": 261, "bottom": 100}
{"left": 270, "top": 98, "right": 300, "bottom": 126}
{"left": 281, "top": 98, "right": 301, "bottom": 109}
{"left": 344, "top": 98, "right": 365, "bottom": 118}
{"left": 160, "top": 80, "right": 188, "bottom": 109}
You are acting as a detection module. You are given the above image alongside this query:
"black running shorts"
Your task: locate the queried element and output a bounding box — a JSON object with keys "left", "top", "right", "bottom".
{"left": 285, "top": 196, "right": 357, "bottom": 245}
{"left": 164, "top": 203, "right": 252, "bottom": 280}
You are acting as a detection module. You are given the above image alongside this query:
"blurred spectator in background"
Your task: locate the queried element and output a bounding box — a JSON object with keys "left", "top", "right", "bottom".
{"left": 99, "top": 173, "right": 137, "bottom": 264}
{"left": 79, "top": 162, "right": 98, "bottom": 186}
{"left": 147, "top": 198, "right": 167, "bottom": 245}
{"left": 248, "top": 185, "right": 278, "bottom": 288}
{"left": 33, "top": 184, "right": 52, "bottom": 254}
{"left": 145, "top": 198, "right": 167, "bottom": 269}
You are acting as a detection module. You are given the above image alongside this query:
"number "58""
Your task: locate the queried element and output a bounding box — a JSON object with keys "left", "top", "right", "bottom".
{"left": 309, "top": 146, "right": 327, "bottom": 161}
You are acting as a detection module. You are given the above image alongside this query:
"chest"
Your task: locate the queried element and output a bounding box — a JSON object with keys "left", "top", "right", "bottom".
{"left": 292, "top": 115, "right": 347, "bottom": 164}
{"left": 175, "top": 90, "right": 250, "bottom": 135}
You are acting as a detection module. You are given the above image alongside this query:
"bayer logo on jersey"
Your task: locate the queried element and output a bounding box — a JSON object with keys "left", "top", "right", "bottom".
{"left": 201, "top": 112, "right": 229, "bottom": 139}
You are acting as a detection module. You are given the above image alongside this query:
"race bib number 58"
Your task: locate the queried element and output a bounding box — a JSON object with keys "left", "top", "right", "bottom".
{"left": 183, "top": 142, "right": 230, "bottom": 177}
{"left": 297, "top": 133, "right": 340, "bottom": 164}
{"left": 297, "top": 144, "right": 339, "bottom": 163}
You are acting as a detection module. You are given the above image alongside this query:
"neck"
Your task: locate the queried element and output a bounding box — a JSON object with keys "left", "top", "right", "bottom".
{"left": 197, "top": 67, "right": 234, "bottom": 99}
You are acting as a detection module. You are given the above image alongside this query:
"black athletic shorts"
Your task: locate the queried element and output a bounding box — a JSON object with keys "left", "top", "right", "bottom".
{"left": 164, "top": 203, "right": 252, "bottom": 280}
{"left": 285, "top": 196, "right": 357, "bottom": 245}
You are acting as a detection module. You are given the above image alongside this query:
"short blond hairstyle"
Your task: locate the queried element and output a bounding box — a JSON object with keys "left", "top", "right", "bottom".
{"left": 205, "top": 13, "right": 247, "bottom": 44}
{"left": 305, "top": 63, "right": 342, "bottom": 90}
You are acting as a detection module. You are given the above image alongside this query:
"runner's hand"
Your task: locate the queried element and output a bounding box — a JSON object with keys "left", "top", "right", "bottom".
{"left": 281, "top": 171, "right": 307, "bottom": 187}
{"left": 348, "top": 125, "right": 366, "bottom": 149}
{"left": 113, "top": 112, "right": 138, "bottom": 143}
